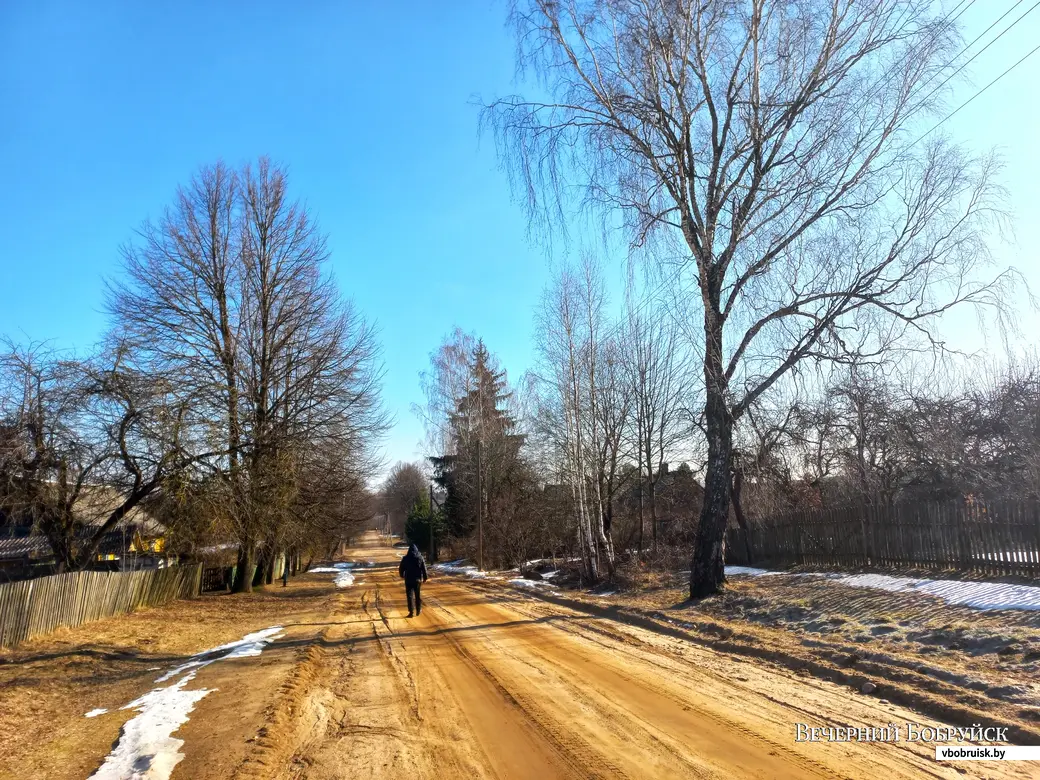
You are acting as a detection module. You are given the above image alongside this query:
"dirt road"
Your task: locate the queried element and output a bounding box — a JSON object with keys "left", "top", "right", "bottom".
{"left": 3, "top": 532, "right": 1035, "bottom": 779}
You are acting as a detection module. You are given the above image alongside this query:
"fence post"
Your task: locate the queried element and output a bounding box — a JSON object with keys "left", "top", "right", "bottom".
{"left": 798, "top": 513, "right": 807, "bottom": 569}
{"left": 1032, "top": 498, "right": 1040, "bottom": 575}
{"left": 859, "top": 503, "right": 869, "bottom": 566}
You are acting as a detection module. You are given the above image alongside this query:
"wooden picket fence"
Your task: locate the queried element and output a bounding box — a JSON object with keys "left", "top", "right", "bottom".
{"left": 0, "top": 564, "right": 203, "bottom": 649}
{"left": 726, "top": 498, "right": 1040, "bottom": 577}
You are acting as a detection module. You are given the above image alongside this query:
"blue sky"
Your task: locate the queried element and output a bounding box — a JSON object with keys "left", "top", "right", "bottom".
{"left": 1, "top": 2, "right": 1037, "bottom": 475}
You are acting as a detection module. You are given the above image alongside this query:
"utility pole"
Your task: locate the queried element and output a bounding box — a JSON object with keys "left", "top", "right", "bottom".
{"left": 477, "top": 439, "right": 484, "bottom": 571}
{"left": 428, "top": 482, "right": 435, "bottom": 562}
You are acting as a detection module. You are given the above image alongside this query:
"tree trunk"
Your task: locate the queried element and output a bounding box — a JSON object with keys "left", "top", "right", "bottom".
{"left": 232, "top": 542, "right": 254, "bottom": 593}
{"left": 264, "top": 552, "right": 276, "bottom": 585}
{"left": 689, "top": 371, "right": 733, "bottom": 598}
{"left": 649, "top": 478, "right": 658, "bottom": 552}
{"left": 729, "top": 466, "right": 754, "bottom": 564}
{"left": 42, "top": 515, "right": 77, "bottom": 573}
{"left": 253, "top": 547, "right": 271, "bottom": 588}
{"left": 637, "top": 448, "right": 644, "bottom": 557}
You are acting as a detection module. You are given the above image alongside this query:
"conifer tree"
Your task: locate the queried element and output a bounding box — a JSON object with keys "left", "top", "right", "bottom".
{"left": 431, "top": 340, "right": 525, "bottom": 560}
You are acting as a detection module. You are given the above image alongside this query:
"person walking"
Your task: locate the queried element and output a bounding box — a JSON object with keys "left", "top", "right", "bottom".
{"left": 398, "top": 543, "right": 429, "bottom": 617}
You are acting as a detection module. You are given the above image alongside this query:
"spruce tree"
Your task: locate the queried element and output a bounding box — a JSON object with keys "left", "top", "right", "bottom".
{"left": 432, "top": 340, "right": 524, "bottom": 556}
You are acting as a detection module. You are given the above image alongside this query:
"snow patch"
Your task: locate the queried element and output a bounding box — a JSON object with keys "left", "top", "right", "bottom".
{"left": 155, "top": 626, "right": 284, "bottom": 683}
{"left": 308, "top": 562, "right": 355, "bottom": 573}
{"left": 90, "top": 673, "right": 211, "bottom": 780}
{"left": 85, "top": 708, "right": 108, "bottom": 718}
{"left": 834, "top": 573, "right": 1040, "bottom": 612}
{"left": 719, "top": 566, "right": 1040, "bottom": 612}
{"left": 309, "top": 562, "right": 357, "bottom": 588}
{"left": 725, "top": 566, "right": 774, "bottom": 577}
{"left": 434, "top": 562, "right": 489, "bottom": 578}
{"left": 508, "top": 578, "right": 559, "bottom": 594}
{"left": 91, "top": 627, "right": 284, "bottom": 780}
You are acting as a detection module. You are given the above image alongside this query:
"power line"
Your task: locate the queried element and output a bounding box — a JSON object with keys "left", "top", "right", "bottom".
{"left": 957, "top": 0, "right": 1028, "bottom": 55}
{"left": 910, "top": 39, "right": 1040, "bottom": 145}
{"left": 910, "top": 0, "right": 1040, "bottom": 117}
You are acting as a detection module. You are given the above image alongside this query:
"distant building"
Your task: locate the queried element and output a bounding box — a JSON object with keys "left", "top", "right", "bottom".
{"left": 0, "top": 486, "right": 169, "bottom": 581}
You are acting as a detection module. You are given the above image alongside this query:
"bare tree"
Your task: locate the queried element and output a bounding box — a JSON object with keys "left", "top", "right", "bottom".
{"left": 110, "top": 157, "right": 387, "bottom": 591}
{"left": 533, "top": 259, "right": 619, "bottom": 580}
{"left": 381, "top": 461, "right": 427, "bottom": 536}
{"left": 593, "top": 333, "right": 631, "bottom": 556}
{"left": 111, "top": 162, "right": 243, "bottom": 486}
{"left": 622, "top": 286, "right": 689, "bottom": 553}
{"left": 416, "top": 328, "right": 479, "bottom": 458}
{"left": 489, "top": 0, "right": 1015, "bottom": 595}
{"left": 784, "top": 358, "right": 1040, "bottom": 507}
{"left": 0, "top": 342, "right": 196, "bottom": 571}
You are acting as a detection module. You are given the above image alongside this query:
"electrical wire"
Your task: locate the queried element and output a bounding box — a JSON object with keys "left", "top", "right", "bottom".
{"left": 909, "top": 0, "right": 1040, "bottom": 119}
{"left": 910, "top": 38, "right": 1040, "bottom": 146}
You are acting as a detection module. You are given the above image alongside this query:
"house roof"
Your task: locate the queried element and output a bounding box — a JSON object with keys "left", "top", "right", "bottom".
{"left": 0, "top": 484, "right": 166, "bottom": 561}
{"left": 0, "top": 523, "right": 161, "bottom": 561}
{"left": 72, "top": 485, "right": 166, "bottom": 537}
{"left": 0, "top": 533, "right": 51, "bottom": 561}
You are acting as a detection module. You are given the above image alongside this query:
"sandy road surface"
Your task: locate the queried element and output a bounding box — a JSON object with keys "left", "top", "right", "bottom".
{"left": 208, "top": 534, "right": 1033, "bottom": 780}
{"left": 4, "top": 531, "right": 1034, "bottom": 779}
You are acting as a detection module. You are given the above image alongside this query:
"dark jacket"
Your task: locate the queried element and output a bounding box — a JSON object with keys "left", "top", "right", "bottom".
{"left": 399, "top": 545, "right": 428, "bottom": 583}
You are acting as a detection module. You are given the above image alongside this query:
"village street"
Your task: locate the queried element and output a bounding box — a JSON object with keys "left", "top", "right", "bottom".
{"left": 0, "top": 531, "right": 1033, "bottom": 780}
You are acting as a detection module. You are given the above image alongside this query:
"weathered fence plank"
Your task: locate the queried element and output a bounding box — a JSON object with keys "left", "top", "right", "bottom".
{"left": 726, "top": 498, "right": 1040, "bottom": 579}
{"left": 0, "top": 564, "right": 203, "bottom": 649}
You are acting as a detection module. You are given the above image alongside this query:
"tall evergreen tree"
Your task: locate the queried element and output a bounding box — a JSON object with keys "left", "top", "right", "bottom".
{"left": 431, "top": 340, "right": 524, "bottom": 559}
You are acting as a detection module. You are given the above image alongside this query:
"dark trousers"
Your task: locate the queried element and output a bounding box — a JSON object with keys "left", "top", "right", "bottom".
{"left": 406, "top": 579, "right": 422, "bottom": 614}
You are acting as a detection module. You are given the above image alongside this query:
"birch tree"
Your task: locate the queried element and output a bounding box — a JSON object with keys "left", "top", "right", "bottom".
{"left": 622, "top": 290, "right": 689, "bottom": 553}
{"left": 534, "top": 260, "right": 616, "bottom": 580}
{"left": 489, "top": 0, "right": 1014, "bottom": 595}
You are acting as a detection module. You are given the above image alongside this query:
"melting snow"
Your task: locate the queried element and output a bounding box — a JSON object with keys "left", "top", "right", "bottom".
{"left": 85, "top": 708, "right": 108, "bottom": 718}
{"left": 725, "top": 565, "right": 1040, "bottom": 612}
{"left": 89, "top": 626, "right": 284, "bottom": 780}
{"left": 434, "top": 562, "right": 489, "bottom": 578}
{"left": 309, "top": 562, "right": 357, "bottom": 588}
{"left": 833, "top": 573, "right": 1040, "bottom": 612}
{"left": 90, "top": 674, "right": 212, "bottom": 780}
{"left": 725, "top": 566, "right": 774, "bottom": 577}
{"left": 155, "top": 626, "right": 284, "bottom": 683}
{"left": 508, "top": 578, "right": 559, "bottom": 594}
{"left": 308, "top": 562, "right": 355, "bottom": 573}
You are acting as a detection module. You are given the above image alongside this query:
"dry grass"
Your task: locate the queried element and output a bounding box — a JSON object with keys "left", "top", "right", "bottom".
{"left": 0, "top": 578, "right": 334, "bottom": 779}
